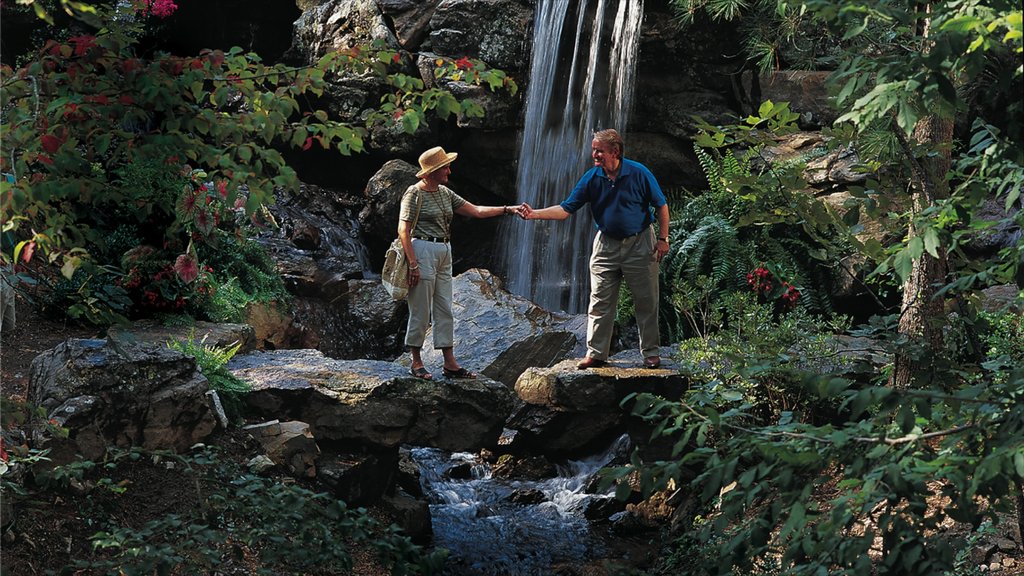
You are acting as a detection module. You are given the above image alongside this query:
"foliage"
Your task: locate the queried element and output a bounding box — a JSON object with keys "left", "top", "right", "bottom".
{"left": 669, "top": 0, "right": 844, "bottom": 73}
{"left": 0, "top": 2, "right": 518, "bottom": 325}
{"left": 617, "top": 346, "right": 1022, "bottom": 576}
{"left": 659, "top": 102, "right": 850, "bottom": 341}
{"left": 167, "top": 333, "right": 249, "bottom": 421}
{"left": 675, "top": 290, "right": 850, "bottom": 422}
{"left": 24, "top": 445, "right": 447, "bottom": 575}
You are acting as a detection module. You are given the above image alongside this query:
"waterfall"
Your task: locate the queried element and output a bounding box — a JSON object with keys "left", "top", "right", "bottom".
{"left": 499, "top": 0, "right": 644, "bottom": 313}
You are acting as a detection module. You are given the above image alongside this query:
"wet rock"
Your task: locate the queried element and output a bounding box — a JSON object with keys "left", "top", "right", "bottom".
{"left": 445, "top": 462, "right": 474, "bottom": 480}
{"left": 228, "top": 348, "right": 515, "bottom": 451}
{"left": 490, "top": 454, "right": 557, "bottom": 480}
{"left": 507, "top": 488, "right": 546, "bottom": 506}
{"left": 28, "top": 339, "right": 217, "bottom": 462}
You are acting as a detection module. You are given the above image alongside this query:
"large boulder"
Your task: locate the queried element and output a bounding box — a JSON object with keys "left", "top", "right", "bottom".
{"left": 411, "top": 268, "right": 587, "bottom": 386}
{"left": 506, "top": 347, "right": 687, "bottom": 459}
{"left": 227, "top": 348, "right": 515, "bottom": 451}
{"left": 28, "top": 339, "right": 218, "bottom": 461}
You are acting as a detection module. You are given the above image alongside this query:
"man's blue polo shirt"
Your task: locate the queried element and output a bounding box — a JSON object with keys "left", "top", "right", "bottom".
{"left": 560, "top": 158, "right": 666, "bottom": 239}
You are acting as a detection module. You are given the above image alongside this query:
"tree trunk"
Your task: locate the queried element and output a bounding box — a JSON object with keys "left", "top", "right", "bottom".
{"left": 891, "top": 114, "right": 953, "bottom": 389}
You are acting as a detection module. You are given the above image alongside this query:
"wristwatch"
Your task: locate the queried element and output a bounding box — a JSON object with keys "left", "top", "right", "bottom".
{"left": 658, "top": 237, "right": 668, "bottom": 242}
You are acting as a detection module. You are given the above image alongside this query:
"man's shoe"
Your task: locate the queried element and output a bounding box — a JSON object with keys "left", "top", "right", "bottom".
{"left": 577, "top": 357, "right": 607, "bottom": 370}
{"left": 643, "top": 356, "right": 661, "bottom": 369}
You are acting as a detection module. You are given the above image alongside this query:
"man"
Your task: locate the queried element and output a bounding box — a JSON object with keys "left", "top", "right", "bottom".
{"left": 518, "top": 129, "right": 669, "bottom": 369}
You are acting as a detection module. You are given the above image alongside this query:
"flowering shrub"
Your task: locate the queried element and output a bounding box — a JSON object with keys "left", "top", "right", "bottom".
{"left": 746, "top": 263, "right": 801, "bottom": 311}
{"left": 1, "top": 3, "right": 518, "bottom": 327}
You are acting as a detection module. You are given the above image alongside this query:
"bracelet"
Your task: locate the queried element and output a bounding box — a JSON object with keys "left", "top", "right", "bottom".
{"left": 409, "top": 264, "right": 419, "bottom": 270}
{"left": 658, "top": 237, "right": 668, "bottom": 242}
{"left": 503, "top": 205, "right": 510, "bottom": 215}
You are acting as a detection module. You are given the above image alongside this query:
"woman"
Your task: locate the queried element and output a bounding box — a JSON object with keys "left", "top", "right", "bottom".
{"left": 399, "top": 146, "right": 521, "bottom": 380}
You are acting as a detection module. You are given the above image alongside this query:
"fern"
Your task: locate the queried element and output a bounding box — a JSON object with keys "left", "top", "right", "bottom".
{"left": 167, "top": 332, "right": 250, "bottom": 422}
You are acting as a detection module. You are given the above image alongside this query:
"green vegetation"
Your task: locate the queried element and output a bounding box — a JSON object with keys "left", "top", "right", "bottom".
{"left": 6, "top": 444, "right": 445, "bottom": 575}
{"left": 617, "top": 2, "right": 1024, "bottom": 575}
{"left": 1, "top": 0, "right": 517, "bottom": 328}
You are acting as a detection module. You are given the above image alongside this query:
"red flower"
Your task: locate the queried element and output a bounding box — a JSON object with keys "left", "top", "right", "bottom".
{"left": 302, "top": 137, "right": 313, "bottom": 151}
{"left": 216, "top": 180, "right": 228, "bottom": 198}
{"left": 454, "top": 56, "right": 473, "bottom": 70}
{"left": 392, "top": 53, "right": 402, "bottom": 64}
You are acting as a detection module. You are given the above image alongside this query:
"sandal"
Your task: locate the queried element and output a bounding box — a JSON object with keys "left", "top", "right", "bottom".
{"left": 410, "top": 366, "right": 433, "bottom": 380}
{"left": 442, "top": 366, "right": 477, "bottom": 379}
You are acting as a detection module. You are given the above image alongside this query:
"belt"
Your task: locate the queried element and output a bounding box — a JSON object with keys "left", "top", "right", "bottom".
{"left": 604, "top": 226, "right": 650, "bottom": 241}
{"left": 414, "top": 236, "right": 449, "bottom": 243}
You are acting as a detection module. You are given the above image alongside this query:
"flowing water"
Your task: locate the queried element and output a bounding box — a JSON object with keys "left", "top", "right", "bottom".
{"left": 499, "top": 0, "right": 645, "bottom": 313}
{"left": 410, "top": 434, "right": 632, "bottom": 575}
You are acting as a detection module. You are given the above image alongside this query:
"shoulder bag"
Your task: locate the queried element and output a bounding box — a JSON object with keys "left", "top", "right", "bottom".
{"left": 381, "top": 190, "right": 422, "bottom": 300}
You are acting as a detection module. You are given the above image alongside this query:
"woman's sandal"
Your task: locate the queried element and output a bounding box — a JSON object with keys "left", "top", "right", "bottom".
{"left": 442, "top": 366, "right": 477, "bottom": 379}
{"left": 410, "top": 366, "right": 433, "bottom": 380}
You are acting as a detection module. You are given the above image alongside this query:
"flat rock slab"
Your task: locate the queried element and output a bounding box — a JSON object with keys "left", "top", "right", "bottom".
{"left": 228, "top": 349, "right": 516, "bottom": 452}
{"left": 514, "top": 346, "right": 687, "bottom": 413}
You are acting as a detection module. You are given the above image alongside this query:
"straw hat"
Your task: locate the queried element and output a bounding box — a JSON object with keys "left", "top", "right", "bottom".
{"left": 416, "top": 146, "right": 458, "bottom": 178}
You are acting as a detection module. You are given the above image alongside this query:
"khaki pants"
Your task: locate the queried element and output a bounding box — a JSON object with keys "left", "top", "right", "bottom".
{"left": 404, "top": 239, "right": 454, "bottom": 349}
{"left": 586, "top": 228, "right": 660, "bottom": 360}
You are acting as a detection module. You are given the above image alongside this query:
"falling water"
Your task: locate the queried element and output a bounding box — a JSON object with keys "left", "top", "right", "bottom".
{"left": 499, "top": 0, "right": 645, "bottom": 313}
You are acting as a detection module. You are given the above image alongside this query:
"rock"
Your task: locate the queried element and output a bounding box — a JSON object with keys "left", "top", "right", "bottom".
{"left": 247, "top": 454, "right": 276, "bottom": 474}
{"left": 503, "top": 403, "right": 623, "bottom": 458}
{"left": 318, "top": 448, "right": 398, "bottom": 505}
{"left": 107, "top": 319, "right": 257, "bottom": 354}
{"left": 379, "top": 0, "right": 441, "bottom": 51}
{"left": 358, "top": 159, "right": 421, "bottom": 244}
{"left": 427, "top": 0, "right": 533, "bottom": 73}
{"left": 28, "top": 339, "right": 217, "bottom": 461}
{"left": 412, "top": 268, "right": 587, "bottom": 387}
{"left": 747, "top": 71, "right": 837, "bottom": 129}
{"left": 288, "top": 0, "right": 399, "bottom": 64}
{"left": 507, "top": 488, "right": 546, "bottom": 506}
{"left": 490, "top": 454, "right": 556, "bottom": 480}
{"left": 380, "top": 488, "right": 433, "bottom": 543}
{"left": 244, "top": 420, "right": 319, "bottom": 479}
{"left": 514, "top": 347, "right": 685, "bottom": 413}
{"left": 227, "top": 348, "right": 515, "bottom": 451}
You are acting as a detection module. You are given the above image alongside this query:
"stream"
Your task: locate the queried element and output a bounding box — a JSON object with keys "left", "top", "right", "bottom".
{"left": 410, "top": 434, "right": 633, "bottom": 575}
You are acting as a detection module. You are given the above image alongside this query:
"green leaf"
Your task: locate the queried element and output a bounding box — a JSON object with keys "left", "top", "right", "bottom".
{"left": 922, "top": 227, "right": 941, "bottom": 258}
